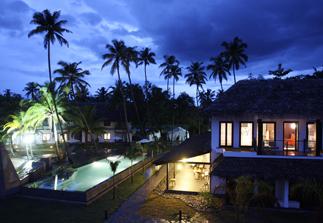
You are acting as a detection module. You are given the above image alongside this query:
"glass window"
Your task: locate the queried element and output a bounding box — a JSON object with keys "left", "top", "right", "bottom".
{"left": 262, "top": 123, "right": 275, "bottom": 147}
{"left": 42, "top": 133, "right": 51, "bottom": 141}
{"left": 220, "top": 122, "right": 233, "bottom": 147}
{"left": 104, "top": 133, "right": 111, "bottom": 140}
{"left": 240, "top": 122, "right": 253, "bottom": 146}
{"left": 283, "top": 122, "right": 298, "bottom": 150}
{"left": 307, "top": 123, "right": 316, "bottom": 149}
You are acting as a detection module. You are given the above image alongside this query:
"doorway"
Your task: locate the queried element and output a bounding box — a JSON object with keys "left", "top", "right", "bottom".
{"left": 283, "top": 122, "right": 298, "bottom": 151}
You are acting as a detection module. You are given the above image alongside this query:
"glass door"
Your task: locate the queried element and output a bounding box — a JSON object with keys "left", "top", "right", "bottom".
{"left": 283, "top": 122, "right": 298, "bottom": 151}
{"left": 307, "top": 123, "right": 316, "bottom": 150}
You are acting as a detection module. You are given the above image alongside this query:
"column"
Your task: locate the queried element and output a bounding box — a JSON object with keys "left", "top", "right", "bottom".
{"left": 316, "top": 119, "right": 322, "bottom": 157}
{"left": 257, "top": 119, "right": 263, "bottom": 155}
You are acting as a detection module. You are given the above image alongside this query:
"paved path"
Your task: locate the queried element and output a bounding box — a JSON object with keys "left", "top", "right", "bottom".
{"left": 106, "top": 165, "right": 166, "bottom": 223}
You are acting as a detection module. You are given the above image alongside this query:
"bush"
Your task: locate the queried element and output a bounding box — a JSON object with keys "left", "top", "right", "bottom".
{"left": 200, "top": 192, "right": 224, "bottom": 209}
{"left": 249, "top": 193, "right": 277, "bottom": 208}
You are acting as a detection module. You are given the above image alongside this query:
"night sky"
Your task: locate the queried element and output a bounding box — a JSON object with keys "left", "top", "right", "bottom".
{"left": 1, "top": 0, "right": 323, "bottom": 96}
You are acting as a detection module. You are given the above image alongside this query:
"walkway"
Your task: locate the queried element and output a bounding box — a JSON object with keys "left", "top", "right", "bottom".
{"left": 106, "top": 165, "right": 166, "bottom": 223}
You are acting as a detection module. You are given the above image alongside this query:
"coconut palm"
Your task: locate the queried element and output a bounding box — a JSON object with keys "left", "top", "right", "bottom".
{"left": 108, "top": 160, "right": 120, "bottom": 199}
{"left": 67, "top": 106, "right": 104, "bottom": 145}
{"left": 28, "top": 9, "right": 71, "bottom": 149}
{"left": 125, "top": 143, "right": 143, "bottom": 183}
{"left": 207, "top": 55, "right": 230, "bottom": 91}
{"left": 137, "top": 48, "right": 156, "bottom": 87}
{"left": 24, "top": 82, "right": 40, "bottom": 101}
{"left": 269, "top": 63, "right": 293, "bottom": 79}
{"left": 199, "top": 89, "right": 216, "bottom": 109}
{"left": 160, "top": 55, "right": 179, "bottom": 92}
{"left": 95, "top": 87, "right": 111, "bottom": 102}
{"left": 24, "top": 87, "right": 66, "bottom": 157}
{"left": 54, "top": 61, "right": 90, "bottom": 101}
{"left": 169, "top": 64, "right": 182, "bottom": 99}
{"left": 221, "top": 37, "right": 248, "bottom": 84}
{"left": 3, "top": 112, "right": 27, "bottom": 155}
{"left": 185, "top": 62, "right": 207, "bottom": 107}
{"left": 102, "top": 40, "right": 132, "bottom": 142}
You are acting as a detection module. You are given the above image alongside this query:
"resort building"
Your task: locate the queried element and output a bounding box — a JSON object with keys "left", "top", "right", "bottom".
{"left": 209, "top": 79, "right": 323, "bottom": 208}
{"left": 155, "top": 79, "right": 323, "bottom": 209}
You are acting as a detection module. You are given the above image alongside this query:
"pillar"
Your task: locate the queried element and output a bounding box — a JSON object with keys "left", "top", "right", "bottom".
{"left": 257, "top": 119, "right": 263, "bottom": 155}
{"left": 316, "top": 119, "right": 322, "bottom": 157}
{"left": 275, "top": 179, "right": 289, "bottom": 208}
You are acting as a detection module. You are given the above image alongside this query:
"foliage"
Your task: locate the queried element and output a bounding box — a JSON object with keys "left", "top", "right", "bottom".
{"left": 290, "top": 180, "right": 323, "bottom": 209}
{"left": 200, "top": 192, "right": 224, "bottom": 209}
{"left": 269, "top": 63, "right": 293, "bottom": 79}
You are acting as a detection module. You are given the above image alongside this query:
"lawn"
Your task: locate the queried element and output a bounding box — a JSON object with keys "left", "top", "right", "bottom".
{"left": 0, "top": 170, "right": 146, "bottom": 223}
{"left": 139, "top": 193, "right": 318, "bottom": 223}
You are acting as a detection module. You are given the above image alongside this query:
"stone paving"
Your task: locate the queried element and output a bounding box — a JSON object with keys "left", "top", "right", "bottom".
{"left": 106, "top": 165, "right": 167, "bottom": 223}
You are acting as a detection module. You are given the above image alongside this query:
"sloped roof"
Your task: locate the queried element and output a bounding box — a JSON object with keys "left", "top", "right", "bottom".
{"left": 207, "top": 79, "right": 323, "bottom": 118}
{"left": 212, "top": 156, "right": 323, "bottom": 180}
{"left": 154, "top": 132, "right": 211, "bottom": 165}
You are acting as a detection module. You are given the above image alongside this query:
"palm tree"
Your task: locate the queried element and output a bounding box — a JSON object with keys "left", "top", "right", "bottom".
{"left": 95, "top": 87, "right": 110, "bottom": 102}
{"left": 125, "top": 143, "right": 143, "bottom": 183}
{"left": 3, "top": 112, "right": 27, "bottom": 155}
{"left": 24, "top": 82, "right": 40, "bottom": 101}
{"left": 207, "top": 55, "right": 230, "bottom": 91}
{"left": 269, "top": 63, "right": 293, "bottom": 79}
{"left": 185, "top": 62, "right": 207, "bottom": 107}
{"left": 221, "top": 37, "right": 248, "bottom": 84}
{"left": 54, "top": 61, "right": 90, "bottom": 101}
{"left": 102, "top": 40, "right": 132, "bottom": 142}
{"left": 137, "top": 48, "right": 156, "bottom": 87}
{"left": 28, "top": 9, "right": 71, "bottom": 149}
{"left": 169, "top": 64, "right": 182, "bottom": 99}
{"left": 199, "top": 89, "right": 216, "bottom": 109}
{"left": 108, "top": 160, "right": 120, "bottom": 199}
{"left": 24, "top": 87, "right": 66, "bottom": 157}
{"left": 160, "top": 55, "right": 179, "bottom": 92}
{"left": 67, "top": 106, "right": 104, "bottom": 145}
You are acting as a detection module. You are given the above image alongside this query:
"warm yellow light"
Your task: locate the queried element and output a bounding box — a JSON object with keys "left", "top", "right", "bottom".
{"left": 290, "top": 123, "right": 296, "bottom": 130}
{"left": 176, "top": 163, "right": 183, "bottom": 170}
{"left": 180, "top": 158, "right": 189, "bottom": 162}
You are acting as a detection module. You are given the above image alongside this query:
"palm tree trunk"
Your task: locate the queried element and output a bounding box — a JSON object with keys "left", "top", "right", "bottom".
{"left": 233, "top": 66, "right": 236, "bottom": 84}
{"left": 196, "top": 86, "right": 201, "bottom": 134}
{"left": 171, "top": 78, "right": 175, "bottom": 145}
{"left": 144, "top": 64, "right": 148, "bottom": 87}
{"left": 117, "top": 66, "right": 131, "bottom": 143}
{"left": 126, "top": 74, "right": 142, "bottom": 134}
{"left": 220, "top": 81, "right": 224, "bottom": 91}
{"left": 53, "top": 122, "right": 60, "bottom": 157}
{"left": 167, "top": 78, "right": 169, "bottom": 93}
{"left": 47, "top": 40, "right": 67, "bottom": 159}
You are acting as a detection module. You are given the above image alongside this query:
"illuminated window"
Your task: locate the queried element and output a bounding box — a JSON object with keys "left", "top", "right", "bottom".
{"left": 220, "top": 122, "right": 233, "bottom": 147}
{"left": 262, "top": 123, "right": 275, "bottom": 146}
{"left": 104, "top": 133, "right": 111, "bottom": 140}
{"left": 42, "top": 133, "right": 51, "bottom": 141}
{"left": 240, "top": 122, "right": 253, "bottom": 146}
{"left": 307, "top": 123, "right": 316, "bottom": 149}
{"left": 59, "top": 133, "right": 68, "bottom": 142}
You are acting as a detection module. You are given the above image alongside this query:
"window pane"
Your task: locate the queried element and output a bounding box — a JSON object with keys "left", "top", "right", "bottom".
{"left": 263, "top": 123, "right": 275, "bottom": 146}
{"left": 227, "top": 123, "right": 232, "bottom": 146}
{"left": 241, "top": 123, "right": 253, "bottom": 146}
{"left": 220, "top": 123, "right": 226, "bottom": 146}
{"left": 308, "top": 123, "right": 316, "bottom": 149}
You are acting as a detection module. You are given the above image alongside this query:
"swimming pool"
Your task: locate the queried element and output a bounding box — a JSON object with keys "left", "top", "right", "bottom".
{"left": 26, "top": 155, "right": 145, "bottom": 192}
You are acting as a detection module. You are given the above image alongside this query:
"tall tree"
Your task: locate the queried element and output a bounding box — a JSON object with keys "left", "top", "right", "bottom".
{"left": 207, "top": 55, "right": 230, "bottom": 91}
{"left": 199, "top": 89, "right": 216, "bottom": 109}
{"left": 269, "top": 63, "right": 293, "bottom": 79}
{"left": 108, "top": 160, "right": 120, "bottom": 199}
{"left": 24, "top": 82, "right": 40, "bottom": 101}
{"left": 137, "top": 47, "right": 156, "bottom": 88}
{"left": 222, "top": 37, "right": 248, "bottom": 84}
{"left": 102, "top": 40, "right": 131, "bottom": 142}
{"left": 28, "top": 9, "right": 71, "bottom": 150}
{"left": 185, "top": 62, "right": 207, "bottom": 134}
{"left": 54, "top": 61, "right": 90, "bottom": 101}
{"left": 169, "top": 64, "right": 182, "bottom": 99}
{"left": 95, "top": 87, "right": 110, "bottom": 102}
{"left": 160, "top": 55, "right": 179, "bottom": 93}
{"left": 24, "top": 87, "right": 66, "bottom": 157}
{"left": 185, "top": 62, "right": 207, "bottom": 107}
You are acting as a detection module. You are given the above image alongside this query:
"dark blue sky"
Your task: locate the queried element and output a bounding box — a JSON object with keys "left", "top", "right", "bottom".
{"left": 1, "top": 0, "right": 323, "bottom": 96}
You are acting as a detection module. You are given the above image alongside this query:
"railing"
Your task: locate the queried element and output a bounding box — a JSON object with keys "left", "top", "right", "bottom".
{"left": 260, "top": 140, "right": 318, "bottom": 156}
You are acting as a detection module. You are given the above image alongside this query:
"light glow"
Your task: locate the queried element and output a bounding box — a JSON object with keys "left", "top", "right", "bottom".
{"left": 23, "top": 133, "right": 34, "bottom": 145}
{"left": 290, "top": 123, "right": 296, "bottom": 130}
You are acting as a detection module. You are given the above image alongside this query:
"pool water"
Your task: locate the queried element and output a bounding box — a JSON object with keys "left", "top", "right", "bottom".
{"left": 27, "top": 155, "right": 145, "bottom": 191}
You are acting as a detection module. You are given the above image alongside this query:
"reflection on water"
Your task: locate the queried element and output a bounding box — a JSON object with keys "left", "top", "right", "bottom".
{"left": 27, "top": 155, "right": 145, "bottom": 192}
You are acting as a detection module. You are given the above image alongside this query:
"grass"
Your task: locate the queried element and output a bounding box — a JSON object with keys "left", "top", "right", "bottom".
{"left": 0, "top": 170, "right": 146, "bottom": 223}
